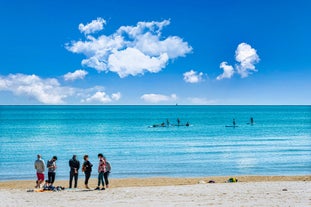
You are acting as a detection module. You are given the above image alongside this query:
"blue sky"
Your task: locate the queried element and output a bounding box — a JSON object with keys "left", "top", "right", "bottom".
{"left": 0, "top": 0, "right": 310, "bottom": 105}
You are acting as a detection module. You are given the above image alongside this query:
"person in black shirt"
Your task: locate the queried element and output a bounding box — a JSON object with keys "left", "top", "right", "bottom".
{"left": 82, "top": 154, "right": 93, "bottom": 189}
{"left": 69, "top": 155, "right": 80, "bottom": 188}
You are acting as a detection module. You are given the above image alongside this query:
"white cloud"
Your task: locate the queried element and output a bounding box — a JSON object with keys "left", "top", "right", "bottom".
{"left": 67, "top": 19, "right": 192, "bottom": 78}
{"left": 216, "top": 43, "right": 259, "bottom": 80}
{"left": 108, "top": 48, "right": 169, "bottom": 77}
{"left": 63, "top": 69, "right": 88, "bottom": 81}
{"left": 79, "top": 17, "right": 106, "bottom": 35}
{"left": 216, "top": 62, "right": 234, "bottom": 80}
{"left": 141, "top": 93, "right": 177, "bottom": 103}
{"left": 235, "top": 43, "right": 260, "bottom": 78}
{"left": 0, "top": 74, "right": 73, "bottom": 104}
{"left": 82, "top": 91, "right": 121, "bottom": 104}
{"left": 111, "top": 92, "right": 121, "bottom": 101}
{"left": 0, "top": 73, "right": 121, "bottom": 104}
{"left": 183, "top": 70, "right": 203, "bottom": 83}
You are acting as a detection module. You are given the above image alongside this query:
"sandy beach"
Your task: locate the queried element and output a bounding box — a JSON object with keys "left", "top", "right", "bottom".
{"left": 1, "top": 176, "right": 310, "bottom": 207}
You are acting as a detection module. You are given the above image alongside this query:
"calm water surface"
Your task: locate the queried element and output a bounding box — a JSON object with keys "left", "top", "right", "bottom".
{"left": 0, "top": 105, "right": 310, "bottom": 180}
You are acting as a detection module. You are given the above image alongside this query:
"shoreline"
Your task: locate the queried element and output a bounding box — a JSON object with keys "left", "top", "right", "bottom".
{"left": 1, "top": 175, "right": 310, "bottom": 189}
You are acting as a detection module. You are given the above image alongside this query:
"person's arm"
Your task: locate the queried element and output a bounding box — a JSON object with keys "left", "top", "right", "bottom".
{"left": 77, "top": 161, "right": 80, "bottom": 170}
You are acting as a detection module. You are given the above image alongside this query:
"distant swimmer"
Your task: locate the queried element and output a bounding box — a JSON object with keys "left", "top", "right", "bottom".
{"left": 166, "top": 119, "right": 170, "bottom": 126}
{"left": 177, "top": 118, "right": 180, "bottom": 126}
{"left": 250, "top": 117, "right": 254, "bottom": 124}
{"left": 250, "top": 117, "right": 254, "bottom": 125}
{"left": 186, "top": 122, "right": 190, "bottom": 127}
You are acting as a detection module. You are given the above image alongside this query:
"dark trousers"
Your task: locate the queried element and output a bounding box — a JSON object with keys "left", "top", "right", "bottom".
{"left": 104, "top": 171, "right": 110, "bottom": 186}
{"left": 98, "top": 172, "right": 104, "bottom": 187}
{"left": 48, "top": 172, "right": 56, "bottom": 185}
{"left": 69, "top": 172, "right": 78, "bottom": 188}
{"left": 84, "top": 171, "right": 91, "bottom": 185}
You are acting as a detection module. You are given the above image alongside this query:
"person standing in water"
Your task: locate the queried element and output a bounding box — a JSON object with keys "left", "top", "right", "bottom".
{"left": 82, "top": 154, "right": 93, "bottom": 189}
{"left": 250, "top": 117, "right": 254, "bottom": 125}
{"left": 233, "top": 119, "right": 236, "bottom": 127}
{"left": 69, "top": 155, "right": 80, "bottom": 188}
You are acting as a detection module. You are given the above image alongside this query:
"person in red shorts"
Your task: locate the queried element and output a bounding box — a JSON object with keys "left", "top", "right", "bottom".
{"left": 34, "top": 154, "right": 45, "bottom": 188}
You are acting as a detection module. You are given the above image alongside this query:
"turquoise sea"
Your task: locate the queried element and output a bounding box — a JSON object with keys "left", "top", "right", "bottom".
{"left": 0, "top": 105, "right": 310, "bottom": 181}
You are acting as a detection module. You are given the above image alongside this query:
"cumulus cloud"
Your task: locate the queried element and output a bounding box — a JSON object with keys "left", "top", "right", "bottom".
{"left": 79, "top": 17, "right": 106, "bottom": 35}
{"left": 0, "top": 74, "right": 73, "bottom": 104}
{"left": 82, "top": 91, "right": 121, "bottom": 104}
{"left": 0, "top": 73, "right": 121, "bottom": 104}
{"left": 216, "top": 62, "right": 234, "bottom": 80}
{"left": 183, "top": 70, "right": 203, "bottom": 83}
{"left": 141, "top": 93, "right": 177, "bottom": 103}
{"left": 111, "top": 92, "right": 121, "bottom": 101}
{"left": 63, "top": 69, "right": 88, "bottom": 81}
{"left": 108, "top": 48, "right": 169, "bottom": 77}
{"left": 67, "top": 19, "right": 192, "bottom": 78}
{"left": 216, "top": 43, "right": 259, "bottom": 80}
{"left": 235, "top": 43, "right": 260, "bottom": 78}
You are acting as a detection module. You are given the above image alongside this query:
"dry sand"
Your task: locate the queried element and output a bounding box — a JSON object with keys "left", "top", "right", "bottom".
{"left": 1, "top": 176, "right": 310, "bottom": 207}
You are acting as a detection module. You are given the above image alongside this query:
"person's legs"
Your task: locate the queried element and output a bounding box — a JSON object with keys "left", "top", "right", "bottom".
{"left": 69, "top": 172, "right": 74, "bottom": 188}
{"left": 104, "top": 171, "right": 110, "bottom": 187}
{"left": 96, "top": 172, "right": 104, "bottom": 188}
{"left": 48, "top": 172, "right": 52, "bottom": 184}
{"left": 51, "top": 172, "right": 56, "bottom": 185}
{"left": 74, "top": 173, "right": 78, "bottom": 188}
{"left": 36, "top": 173, "right": 40, "bottom": 188}
{"left": 100, "top": 172, "right": 105, "bottom": 189}
{"left": 85, "top": 172, "right": 90, "bottom": 185}
{"left": 100, "top": 172, "right": 104, "bottom": 186}
{"left": 37, "top": 173, "right": 44, "bottom": 188}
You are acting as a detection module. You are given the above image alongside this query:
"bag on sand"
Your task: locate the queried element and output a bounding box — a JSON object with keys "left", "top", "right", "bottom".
{"left": 228, "top": 177, "right": 238, "bottom": 183}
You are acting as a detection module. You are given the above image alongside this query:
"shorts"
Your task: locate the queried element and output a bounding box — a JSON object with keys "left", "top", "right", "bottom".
{"left": 37, "top": 173, "right": 44, "bottom": 181}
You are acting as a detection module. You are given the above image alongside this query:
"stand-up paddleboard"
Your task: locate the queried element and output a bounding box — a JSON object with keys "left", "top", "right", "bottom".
{"left": 225, "top": 125, "right": 238, "bottom": 127}
{"left": 170, "top": 124, "right": 190, "bottom": 127}
{"left": 149, "top": 125, "right": 166, "bottom": 128}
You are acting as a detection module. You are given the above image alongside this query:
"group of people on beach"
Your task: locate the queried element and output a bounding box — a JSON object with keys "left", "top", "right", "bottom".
{"left": 34, "top": 153, "right": 111, "bottom": 190}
